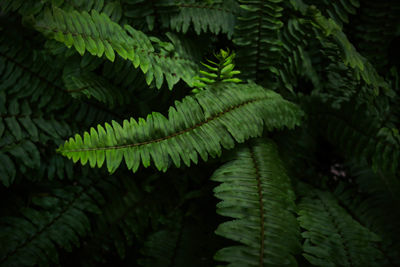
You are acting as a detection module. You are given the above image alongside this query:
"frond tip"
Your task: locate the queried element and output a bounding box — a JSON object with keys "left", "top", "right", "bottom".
{"left": 57, "top": 83, "right": 303, "bottom": 173}
{"left": 211, "top": 138, "right": 301, "bottom": 266}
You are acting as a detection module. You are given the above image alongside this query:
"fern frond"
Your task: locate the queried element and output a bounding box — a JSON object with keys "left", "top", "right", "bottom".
{"left": 167, "top": 1, "right": 237, "bottom": 38}
{"left": 278, "top": 17, "right": 314, "bottom": 92}
{"left": 307, "top": 0, "right": 360, "bottom": 25}
{"left": 0, "top": 184, "right": 102, "bottom": 267}
{"left": 334, "top": 166, "right": 400, "bottom": 265}
{"left": 297, "top": 183, "right": 384, "bottom": 266}
{"left": 211, "top": 138, "right": 301, "bottom": 266}
{"left": 57, "top": 83, "right": 303, "bottom": 173}
{"left": 0, "top": 35, "right": 67, "bottom": 109}
{"left": 35, "top": 7, "right": 197, "bottom": 89}
{"left": 138, "top": 213, "right": 189, "bottom": 267}
{"left": 308, "top": 7, "right": 388, "bottom": 93}
{"left": 63, "top": 71, "right": 128, "bottom": 107}
{"left": 312, "top": 103, "right": 400, "bottom": 173}
{"left": 0, "top": 0, "right": 123, "bottom": 21}
{"left": 0, "top": 0, "right": 46, "bottom": 16}
{"left": 0, "top": 36, "right": 77, "bottom": 185}
{"left": 234, "top": 0, "right": 284, "bottom": 83}
{"left": 192, "top": 48, "right": 242, "bottom": 91}
{"left": 122, "top": 0, "right": 176, "bottom": 31}
{"left": 349, "top": 0, "right": 400, "bottom": 72}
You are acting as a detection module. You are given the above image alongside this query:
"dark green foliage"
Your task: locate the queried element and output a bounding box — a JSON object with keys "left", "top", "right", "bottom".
{"left": 1, "top": 0, "right": 399, "bottom": 266}
{"left": 297, "top": 183, "right": 384, "bottom": 266}
{"left": 211, "top": 139, "right": 300, "bottom": 266}
{"left": 0, "top": 182, "right": 103, "bottom": 267}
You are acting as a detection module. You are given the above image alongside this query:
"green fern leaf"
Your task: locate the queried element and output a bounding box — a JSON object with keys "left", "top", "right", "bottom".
{"left": 211, "top": 138, "right": 301, "bottom": 266}
{"left": 57, "top": 83, "right": 303, "bottom": 173}
{"left": 35, "top": 7, "right": 197, "bottom": 89}
{"left": 234, "top": 0, "right": 284, "bottom": 83}
{"left": 63, "top": 71, "right": 128, "bottom": 107}
{"left": 308, "top": 6, "right": 388, "bottom": 92}
{"left": 0, "top": 184, "right": 102, "bottom": 267}
{"left": 168, "top": 1, "right": 237, "bottom": 38}
{"left": 297, "top": 183, "right": 384, "bottom": 266}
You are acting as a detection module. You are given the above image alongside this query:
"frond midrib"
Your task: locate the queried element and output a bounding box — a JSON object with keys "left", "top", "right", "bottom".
{"left": 249, "top": 145, "right": 265, "bottom": 266}
{"left": 60, "top": 97, "right": 265, "bottom": 153}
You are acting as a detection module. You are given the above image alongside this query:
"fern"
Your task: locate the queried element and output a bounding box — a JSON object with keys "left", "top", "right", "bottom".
{"left": 310, "top": 102, "right": 400, "bottom": 173}
{"left": 0, "top": 182, "right": 102, "bottom": 267}
{"left": 63, "top": 71, "right": 128, "bottom": 107}
{"left": 1, "top": 0, "right": 399, "bottom": 266}
{"left": 234, "top": 0, "right": 284, "bottom": 84}
{"left": 192, "top": 48, "right": 242, "bottom": 91}
{"left": 334, "top": 166, "right": 400, "bottom": 265}
{"left": 297, "top": 183, "right": 384, "bottom": 266}
{"left": 166, "top": 1, "right": 238, "bottom": 38}
{"left": 211, "top": 138, "right": 301, "bottom": 266}
{"left": 35, "top": 7, "right": 197, "bottom": 89}
{"left": 57, "top": 83, "right": 303, "bottom": 173}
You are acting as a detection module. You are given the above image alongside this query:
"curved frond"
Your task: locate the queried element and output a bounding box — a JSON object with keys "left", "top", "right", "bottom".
{"left": 35, "top": 7, "right": 197, "bottom": 89}
{"left": 211, "top": 138, "right": 301, "bottom": 266}
{"left": 57, "top": 83, "right": 303, "bottom": 173}
{"left": 308, "top": 7, "right": 388, "bottom": 92}
{"left": 297, "top": 183, "right": 384, "bottom": 266}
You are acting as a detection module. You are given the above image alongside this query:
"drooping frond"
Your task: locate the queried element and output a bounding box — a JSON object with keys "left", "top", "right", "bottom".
{"left": 0, "top": 183, "right": 102, "bottom": 267}
{"left": 297, "top": 183, "right": 384, "bottom": 266}
{"left": 57, "top": 83, "right": 303, "bottom": 173}
{"left": 166, "top": 1, "right": 238, "bottom": 38}
{"left": 307, "top": 6, "right": 388, "bottom": 92}
{"left": 34, "top": 7, "right": 197, "bottom": 89}
{"left": 233, "top": 0, "right": 284, "bottom": 83}
{"left": 211, "top": 138, "right": 301, "bottom": 266}
{"left": 306, "top": 0, "right": 360, "bottom": 25}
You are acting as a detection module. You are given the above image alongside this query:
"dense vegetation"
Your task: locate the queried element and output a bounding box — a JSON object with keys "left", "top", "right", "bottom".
{"left": 0, "top": 0, "right": 399, "bottom": 266}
